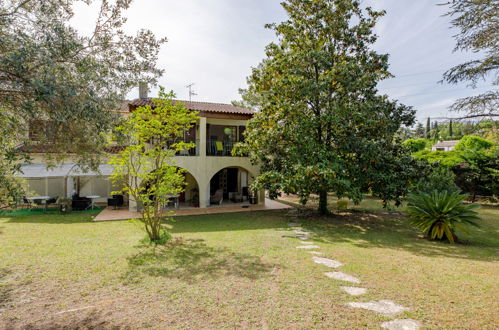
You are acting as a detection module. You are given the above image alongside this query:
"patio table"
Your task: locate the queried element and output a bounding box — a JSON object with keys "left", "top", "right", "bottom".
{"left": 85, "top": 195, "right": 101, "bottom": 210}
{"left": 27, "top": 196, "right": 50, "bottom": 212}
{"left": 166, "top": 194, "right": 180, "bottom": 209}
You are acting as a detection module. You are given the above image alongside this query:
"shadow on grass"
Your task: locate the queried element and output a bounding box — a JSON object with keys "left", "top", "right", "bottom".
{"left": 3, "top": 310, "right": 124, "bottom": 330}
{"left": 0, "top": 268, "right": 12, "bottom": 309}
{"left": 3, "top": 211, "right": 99, "bottom": 224}
{"left": 171, "top": 210, "right": 287, "bottom": 233}
{"left": 124, "top": 238, "right": 275, "bottom": 283}
{"left": 296, "top": 208, "right": 499, "bottom": 262}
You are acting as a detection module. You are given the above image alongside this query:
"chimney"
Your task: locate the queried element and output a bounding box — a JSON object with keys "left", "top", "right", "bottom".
{"left": 139, "top": 82, "right": 148, "bottom": 99}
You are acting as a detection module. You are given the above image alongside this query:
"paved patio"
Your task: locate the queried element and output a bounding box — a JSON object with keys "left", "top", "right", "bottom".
{"left": 93, "top": 199, "right": 292, "bottom": 221}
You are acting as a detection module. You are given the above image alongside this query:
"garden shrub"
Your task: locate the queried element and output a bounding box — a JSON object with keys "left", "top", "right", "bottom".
{"left": 454, "top": 135, "right": 494, "bottom": 152}
{"left": 407, "top": 190, "right": 480, "bottom": 243}
{"left": 402, "top": 138, "right": 429, "bottom": 153}
{"left": 411, "top": 166, "right": 460, "bottom": 194}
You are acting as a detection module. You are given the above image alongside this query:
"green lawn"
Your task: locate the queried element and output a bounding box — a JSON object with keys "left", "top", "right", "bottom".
{"left": 0, "top": 202, "right": 498, "bottom": 329}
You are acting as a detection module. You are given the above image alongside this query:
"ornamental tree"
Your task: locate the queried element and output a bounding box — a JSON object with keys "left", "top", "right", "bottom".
{"left": 109, "top": 89, "right": 198, "bottom": 243}
{"left": 238, "top": 0, "right": 416, "bottom": 214}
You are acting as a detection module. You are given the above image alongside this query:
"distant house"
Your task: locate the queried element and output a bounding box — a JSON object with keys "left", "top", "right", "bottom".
{"left": 431, "top": 140, "right": 459, "bottom": 152}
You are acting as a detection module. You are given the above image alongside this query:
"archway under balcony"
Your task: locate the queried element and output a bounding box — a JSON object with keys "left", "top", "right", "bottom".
{"left": 205, "top": 166, "right": 260, "bottom": 207}
{"left": 139, "top": 167, "right": 201, "bottom": 210}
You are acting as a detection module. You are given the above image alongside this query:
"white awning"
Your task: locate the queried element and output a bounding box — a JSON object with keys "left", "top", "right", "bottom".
{"left": 17, "top": 164, "right": 114, "bottom": 178}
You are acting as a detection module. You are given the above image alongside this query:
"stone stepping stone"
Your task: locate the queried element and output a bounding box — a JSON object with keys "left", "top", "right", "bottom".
{"left": 307, "top": 251, "right": 323, "bottom": 255}
{"left": 288, "top": 222, "right": 301, "bottom": 227}
{"left": 340, "top": 286, "right": 367, "bottom": 296}
{"left": 312, "top": 256, "right": 342, "bottom": 268}
{"left": 346, "top": 300, "right": 409, "bottom": 317}
{"left": 381, "top": 319, "right": 421, "bottom": 330}
{"left": 324, "top": 271, "right": 360, "bottom": 284}
{"left": 296, "top": 245, "right": 320, "bottom": 249}
{"left": 293, "top": 228, "right": 309, "bottom": 234}
{"left": 286, "top": 228, "right": 311, "bottom": 240}
{"left": 300, "top": 241, "right": 314, "bottom": 245}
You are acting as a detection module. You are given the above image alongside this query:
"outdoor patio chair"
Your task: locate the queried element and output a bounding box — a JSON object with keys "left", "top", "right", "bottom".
{"left": 46, "top": 196, "right": 58, "bottom": 207}
{"left": 215, "top": 141, "right": 224, "bottom": 156}
{"left": 22, "top": 197, "right": 33, "bottom": 210}
{"left": 72, "top": 195, "right": 91, "bottom": 211}
{"left": 210, "top": 189, "right": 224, "bottom": 205}
{"left": 107, "top": 194, "right": 124, "bottom": 209}
{"left": 107, "top": 198, "right": 119, "bottom": 210}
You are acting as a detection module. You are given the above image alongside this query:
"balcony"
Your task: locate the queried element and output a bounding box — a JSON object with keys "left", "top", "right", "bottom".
{"left": 158, "top": 139, "right": 198, "bottom": 156}
{"left": 206, "top": 139, "right": 239, "bottom": 157}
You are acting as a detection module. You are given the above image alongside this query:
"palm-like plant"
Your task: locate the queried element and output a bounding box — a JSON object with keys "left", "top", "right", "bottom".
{"left": 406, "top": 190, "right": 480, "bottom": 243}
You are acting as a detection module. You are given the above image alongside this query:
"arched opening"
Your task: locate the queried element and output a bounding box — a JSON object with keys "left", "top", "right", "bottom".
{"left": 208, "top": 166, "right": 255, "bottom": 206}
{"left": 181, "top": 171, "right": 200, "bottom": 208}
{"left": 140, "top": 168, "right": 200, "bottom": 209}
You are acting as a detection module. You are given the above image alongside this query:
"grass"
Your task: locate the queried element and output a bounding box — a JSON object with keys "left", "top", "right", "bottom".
{"left": 0, "top": 206, "right": 105, "bottom": 217}
{"left": 0, "top": 200, "right": 497, "bottom": 329}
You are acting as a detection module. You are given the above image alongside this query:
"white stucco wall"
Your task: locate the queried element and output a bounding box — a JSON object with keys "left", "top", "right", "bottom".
{"left": 21, "top": 115, "right": 263, "bottom": 211}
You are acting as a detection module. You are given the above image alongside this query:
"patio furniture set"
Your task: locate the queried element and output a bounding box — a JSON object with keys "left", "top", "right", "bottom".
{"left": 21, "top": 194, "right": 127, "bottom": 212}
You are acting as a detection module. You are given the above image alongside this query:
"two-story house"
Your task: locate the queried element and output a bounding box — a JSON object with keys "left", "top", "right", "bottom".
{"left": 17, "top": 88, "right": 264, "bottom": 211}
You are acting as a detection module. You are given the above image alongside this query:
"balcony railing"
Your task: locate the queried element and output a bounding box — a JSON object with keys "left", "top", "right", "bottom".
{"left": 174, "top": 140, "right": 199, "bottom": 156}
{"left": 206, "top": 139, "right": 239, "bottom": 156}
{"left": 157, "top": 139, "right": 198, "bottom": 156}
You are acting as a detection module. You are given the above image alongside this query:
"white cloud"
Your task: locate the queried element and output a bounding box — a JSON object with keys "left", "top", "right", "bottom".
{"left": 70, "top": 0, "right": 493, "bottom": 120}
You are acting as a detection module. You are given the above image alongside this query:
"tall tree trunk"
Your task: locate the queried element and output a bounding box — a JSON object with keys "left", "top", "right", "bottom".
{"left": 318, "top": 189, "right": 329, "bottom": 215}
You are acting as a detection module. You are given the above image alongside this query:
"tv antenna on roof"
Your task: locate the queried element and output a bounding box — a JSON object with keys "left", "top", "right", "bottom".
{"left": 186, "top": 83, "right": 198, "bottom": 101}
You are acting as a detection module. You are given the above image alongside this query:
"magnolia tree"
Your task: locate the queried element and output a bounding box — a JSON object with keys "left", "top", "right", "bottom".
{"left": 237, "top": 0, "right": 418, "bottom": 214}
{"left": 109, "top": 90, "right": 198, "bottom": 243}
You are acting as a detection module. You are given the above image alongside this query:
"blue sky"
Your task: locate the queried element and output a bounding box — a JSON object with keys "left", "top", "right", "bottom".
{"left": 72, "top": 0, "right": 493, "bottom": 123}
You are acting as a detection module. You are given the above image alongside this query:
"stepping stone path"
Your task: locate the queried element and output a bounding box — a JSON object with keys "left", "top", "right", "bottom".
{"left": 346, "top": 300, "right": 409, "bottom": 317}
{"left": 292, "top": 227, "right": 310, "bottom": 240}
{"left": 296, "top": 245, "right": 320, "bottom": 249}
{"left": 312, "top": 256, "right": 342, "bottom": 268}
{"left": 324, "top": 271, "right": 361, "bottom": 284}
{"left": 381, "top": 319, "right": 421, "bottom": 330}
{"left": 289, "top": 219, "right": 421, "bottom": 328}
{"left": 340, "top": 286, "right": 367, "bottom": 296}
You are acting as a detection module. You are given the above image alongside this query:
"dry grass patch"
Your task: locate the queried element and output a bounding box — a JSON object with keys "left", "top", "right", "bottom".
{"left": 0, "top": 203, "right": 497, "bottom": 328}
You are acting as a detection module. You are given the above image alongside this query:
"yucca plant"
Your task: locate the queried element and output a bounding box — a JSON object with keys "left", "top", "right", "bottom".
{"left": 406, "top": 190, "right": 480, "bottom": 243}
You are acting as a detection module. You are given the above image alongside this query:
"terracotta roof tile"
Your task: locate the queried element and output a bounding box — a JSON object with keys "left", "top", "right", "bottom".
{"left": 128, "top": 98, "right": 254, "bottom": 115}
{"left": 433, "top": 140, "right": 460, "bottom": 148}
{"left": 17, "top": 144, "right": 126, "bottom": 154}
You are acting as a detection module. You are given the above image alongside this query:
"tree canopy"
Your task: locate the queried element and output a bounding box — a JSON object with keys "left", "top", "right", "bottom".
{"left": 442, "top": 0, "right": 498, "bottom": 119}
{"left": 238, "top": 0, "right": 417, "bottom": 214}
{"left": 412, "top": 135, "right": 497, "bottom": 199}
{"left": 0, "top": 0, "right": 165, "bottom": 204}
